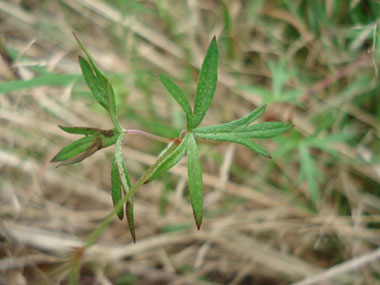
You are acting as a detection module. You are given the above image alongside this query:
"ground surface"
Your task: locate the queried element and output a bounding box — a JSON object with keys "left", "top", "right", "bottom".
{"left": 1, "top": 1, "right": 380, "bottom": 284}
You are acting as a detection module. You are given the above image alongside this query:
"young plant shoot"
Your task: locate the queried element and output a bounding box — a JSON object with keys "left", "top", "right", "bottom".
{"left": 52, "top": 34, "right": 293, "bottom": 242}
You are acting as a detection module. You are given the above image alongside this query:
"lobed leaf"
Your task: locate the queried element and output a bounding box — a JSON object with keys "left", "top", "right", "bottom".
{"left": 111, "top": 155, "right": 124, "bottom": 220}
{"left": 147, "top": 134, "right": 190, "bottom": 182}
{"left": 186, "top": 134, "right": 203, "bottom": 229}
{"left": 193, "top": 105, "right": 267, "bottom": 133}
{"left": 189, "top": 37, "right": 218, "bottom": 129}
{"left": 160, "top": 75, "right": 192, "bottom": 126}
{"left": 193, "top": 132, "right": 271, "bottom": 158}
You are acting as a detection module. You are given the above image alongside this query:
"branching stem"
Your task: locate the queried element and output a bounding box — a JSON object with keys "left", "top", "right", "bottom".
{"left": 125, "top": 129, "right": 174, "bottom": 144}
{"left": 83, "top": 135, "right": 181, "bottom": 249}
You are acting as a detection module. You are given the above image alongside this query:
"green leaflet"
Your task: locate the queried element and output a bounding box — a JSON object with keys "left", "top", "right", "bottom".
{"left": 99, "top": 132, "right": 119, "bottom": 148}
{"left": 114, "top": 134, "right": 135, "bottom": 241}
{"left": 235, "top": 122, "right": 293, "bottom": 138}
{"left": 126, "top": 197, "right": 136, "bottom": 243}
{"left": 193, "top": 105, "right": 267, "bottom": 133}
{"left": 58, "top": 126, "right": 115, "bottom": 136}
{"left": 74, "top": 33, "right": 108, "bottom": 86}
{"left": 76, "top": 33, "right": 122, "bottom": 132}
{"left": 194, "top": 122, "right": 293, "bottom": 138}
{"left": 147, "top": 134, "right": 190, "bottom": 182}
{"left": 53, "top": 127, "right": 119, "bottom": 167}
{"left": 79, "top": 56, "right": 109, "bottom": 111}
{"left": 193, "top": 132, "right": 271, "bottom": 158}
{"left": 111, "top": 156, "right": 124, "bottom": 220}
{"left": 51, "top": 136, "right": 96, "bottom": 162}
{"left": 160, "top": 74, "right": 192, "bottom": 126}
{"left": 105, "top": 80, "right": 123, "bottom": 131}
{"left": 186, "top": 133, "right": 203, "bottom": 229}
{"left": 189, "top": 37, "right": 218, "bottom": 129}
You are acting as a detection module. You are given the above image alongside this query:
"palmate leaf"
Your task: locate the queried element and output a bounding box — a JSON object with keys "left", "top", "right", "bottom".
{"left": 160, "top": 75, "right": 192, "bottom": 127}
{"left": 186, "top": 133, "right": 203, "bottom": 229}
{"left": 193, "top": 105, "right": 267, "bottom": 133}
{"left": 189, "top": 37, "right": 218, "bottom": 129}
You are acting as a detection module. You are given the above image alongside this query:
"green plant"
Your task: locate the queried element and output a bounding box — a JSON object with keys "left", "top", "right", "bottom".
{"left": 52, "top": 34, "right": 292, "bottom": 243}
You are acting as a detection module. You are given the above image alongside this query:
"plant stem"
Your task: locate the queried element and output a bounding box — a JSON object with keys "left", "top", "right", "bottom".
{"left": 125, "top": 129, "right": 174, "bottom": 144}
{"left": 83, "top": 140, "right": 179, "bottom": 249}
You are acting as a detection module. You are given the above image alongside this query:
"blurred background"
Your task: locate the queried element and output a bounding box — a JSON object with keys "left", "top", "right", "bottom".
{"left": 1, "top": 0, "right": 380, "bottom": 284}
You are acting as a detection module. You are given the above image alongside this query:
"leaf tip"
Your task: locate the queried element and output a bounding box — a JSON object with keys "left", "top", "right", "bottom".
{"left": 73, "top": 32, "right": 81, "bottom": 44}
{"left": 196, "top": 221, "right": 202, "bottom": 230}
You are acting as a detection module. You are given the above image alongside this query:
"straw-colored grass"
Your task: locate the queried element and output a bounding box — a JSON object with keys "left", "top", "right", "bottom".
{"left": 1, "top": 1, "right": 379, "bottom": 284}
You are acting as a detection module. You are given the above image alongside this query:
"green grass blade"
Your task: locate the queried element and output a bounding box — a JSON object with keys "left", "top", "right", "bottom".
{"left": 299, "top": 145, "right": 319, "bottom": 204}
{"left": 186, "top": 134, "right": 203, "bottom": 229}
{"left": 160, "top": 74, "right": 192, "bottom": 125}
{"left": 189, "top": 37, "right": 218, "bottom": 129}
{"left": 0, "top": 74, "right": 79, "bottom": 94}
{"left": 79, "top": 56, "right": 109, "bottom": 111}
{"left": 193, "top": 105, "right": 267, "bottom": 133}
{"left": 111, "top": 155, "right": 124, "bottom": 220}
{"left": 193, "top": 132, "right": 271, "bottom": 158}
{"left": 147, "top": 134, "right": 190, "bottom": 182}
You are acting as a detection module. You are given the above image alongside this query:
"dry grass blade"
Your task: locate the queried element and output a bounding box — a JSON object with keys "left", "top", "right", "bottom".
{"left": 292, "top": 247, "right": 380, "bottom": 285}
{"left": 1, "top": 1, "right": 379, "bottom": 284}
